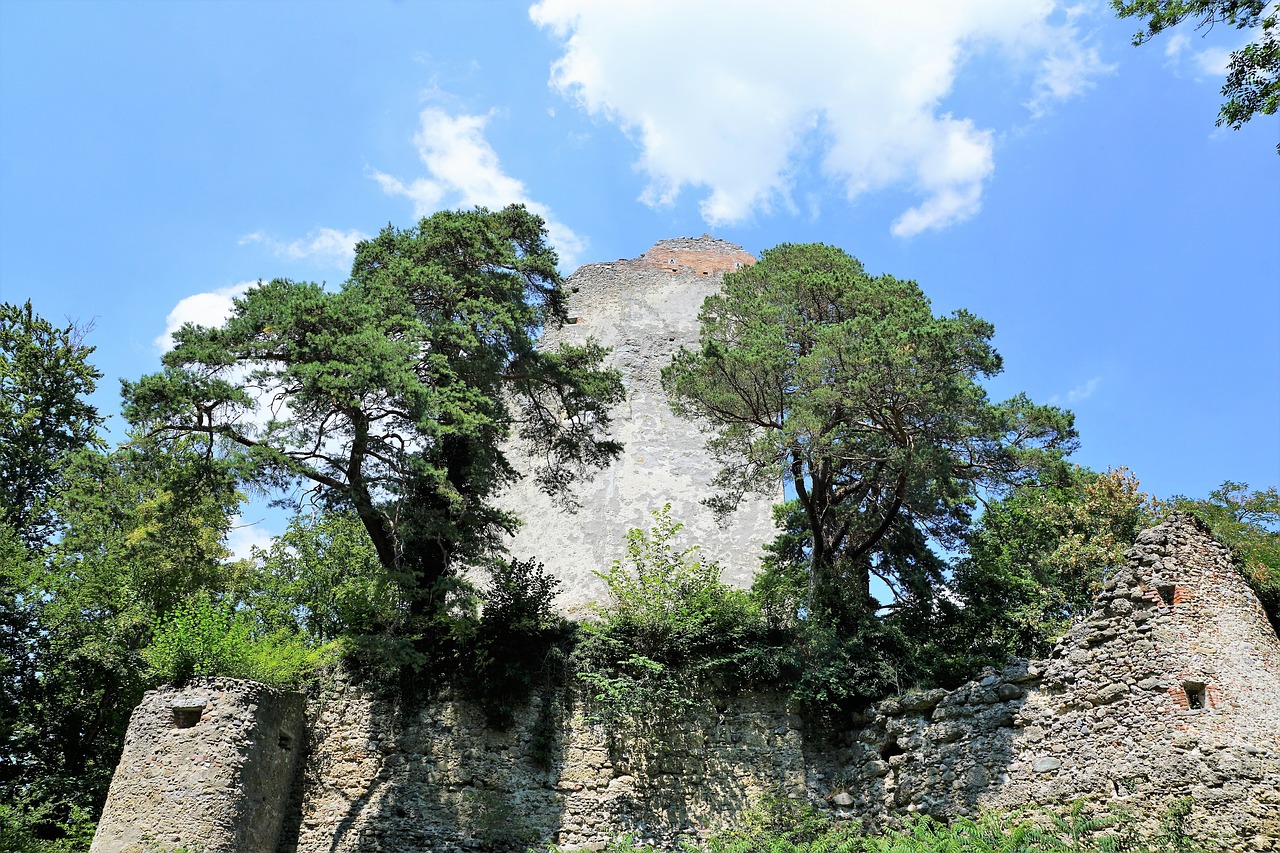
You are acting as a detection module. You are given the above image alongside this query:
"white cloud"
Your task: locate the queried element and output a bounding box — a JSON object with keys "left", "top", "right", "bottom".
{"left": 155, "top": 281, "right": 254, "bottom": 353}
{"left": 530, "top": 0, "right": 1112, "bottom": 235}
{"left": 372, "top": 107, "right": 587, "bottom": 267}
{"left": 239, "top": 227, "right": 369, "bottom": 269}
{"left": 1051, "top": 376, "right": 1101, "bottom": 405}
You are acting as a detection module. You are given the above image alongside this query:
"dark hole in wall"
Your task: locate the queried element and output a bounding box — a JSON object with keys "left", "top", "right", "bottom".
{"left": 1158, "top": 585, "right": 1176, "bottom": 606}
{"left": 880, "top": 737, "right": 905, "bottom": 760}
{"left": 1184, "top": 682, "right": 1207, "bottom": 710}
{"left": 279, "top": 731, "right": 294, "bottom": 750}
{"left": 171, "top": 706, "right": 203, "bottom": 728}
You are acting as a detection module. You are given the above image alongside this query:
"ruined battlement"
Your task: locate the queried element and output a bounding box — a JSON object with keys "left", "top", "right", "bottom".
{"left": 92, "top": 515, "right": 1280, "bottom": 852}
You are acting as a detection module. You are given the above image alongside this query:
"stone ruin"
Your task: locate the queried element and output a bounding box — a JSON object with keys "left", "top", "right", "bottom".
{"left": 88, "top": 238, "right": 1280, "bottom": 852}
{"left": 90, "top": 679, "right": 304, "bottom": 853}
{"left": 91, "top": 514, "right": 1280, "bottom": 852}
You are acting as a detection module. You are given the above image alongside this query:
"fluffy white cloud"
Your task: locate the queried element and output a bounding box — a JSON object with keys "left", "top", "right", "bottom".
{"left": 154, "top": 281, "right": 254, "bottom": 353}
{"left": 239, "top": 227, "right": 369, "bottom": 269}
{"left": 372, "top": 107, "right": 587, "bottom": 266}
{"left": 530, "top": 0, "right": 1112, "bottom": 235}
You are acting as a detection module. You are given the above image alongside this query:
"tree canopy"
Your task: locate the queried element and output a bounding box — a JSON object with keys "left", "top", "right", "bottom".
{"left": 123, "top": 206, "right": 625, "bottom": 616}
{"left": 1113, "top": 0, "right": 1279, "bottom": 148}
{"left": 941, "top": 467, "right": 1157, "bottom": 675}
{"left": 661, "top": 243, "right": 1077, "bottom": 624}
{"left": 1, "top": 301, "right": 104, "bottom": 548}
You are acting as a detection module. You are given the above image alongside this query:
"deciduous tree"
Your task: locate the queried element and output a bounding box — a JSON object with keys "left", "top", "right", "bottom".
{"left": 0, "top": 301, "right": 104, "bottom": 548}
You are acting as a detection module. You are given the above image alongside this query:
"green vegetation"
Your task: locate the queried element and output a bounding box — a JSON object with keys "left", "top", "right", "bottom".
{"left": 662, "top": 244, "right": 1076, "bottom": 629}
{"left": 574, "top": 505, "right": 784, "bottom": 735}
{"left": 661, "top": 244, "right": 1078, "bottom": 720}
{"left": 1112, "top": 1, "right": 1278, "bottom": 147}
{"left": 143, "top": 592, "right": 338, "bottom": 687}
{"left": 937, "top": 467, "right": 1159, "bottom": 680}
{"left": 0, "top": 301, "right": 104, "bottom": 549}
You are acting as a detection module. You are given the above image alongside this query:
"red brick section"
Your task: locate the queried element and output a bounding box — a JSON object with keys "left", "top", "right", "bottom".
{"left": 633, "top": 244, "right": 756, "bottom": 276}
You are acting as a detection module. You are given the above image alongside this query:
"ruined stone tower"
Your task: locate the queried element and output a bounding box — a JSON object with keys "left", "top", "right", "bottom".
{"left": 90, "top": 679, "right": 304, "bottom": 853}
{"left": 500, "top": 236, "right": 781, "bottom": 611}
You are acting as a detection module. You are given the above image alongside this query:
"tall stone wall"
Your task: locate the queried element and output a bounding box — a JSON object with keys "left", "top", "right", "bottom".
{"left": 499, "top": 236, "right": 781, "bottom": 613}
{"left": 278, "top": 514, "right": 1278, "bottom": 852}
{"left": 90, "top": 678, "right": 304, "bottom": 853}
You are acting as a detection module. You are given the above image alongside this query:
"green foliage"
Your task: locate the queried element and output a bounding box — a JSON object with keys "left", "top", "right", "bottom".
{"left": 0, "top": 301, "right": 104, "bottom": 550}
{"left": 549, "top": 799, "right": 1205, "bottom": 853}
{"left": 248, "top": 510, "right": 401, "bottom": 641}
{"left": 1169, "top": 481, "right": 1280, "bottom": 633}
{"left": 0, "top": 795, "right": 95, "bottom": 853}
{"left": 706, "top": 792, "right": 840, "bottom": 850}
{"left": 457, "top": 557, "right": 571, "bottom": 728}
{"left": 4, "top": 436, "right": 251, "bottom": 834}
{"left": 143, "top": 592, "right": 337, "bottom": 687}
{"left": 787, "top": 618, "right": 920, "bottom": 730}
{"left": 940, "top": 467, "right": 1158, "bottom": 678}
{"left": 662, "top": 243, "right": 1076, "bottom": 631}
{"left": 1113, "top": 0, "right": 1278, "bottom": 147}
{"left": 575, "top": 506, "right": 779, "bottom": 734}
{"left": 122, "top": 206, "right": 624, "bottom": 641}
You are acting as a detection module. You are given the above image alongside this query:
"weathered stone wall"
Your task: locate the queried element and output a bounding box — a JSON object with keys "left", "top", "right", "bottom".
{"left": 90, "top": 678, "right": 304, "bottom": 853}
{"left": 499, "top": 236, "right": 781, "bottom": 614}
{"left": 281, "top": 686, "right": 804, "bottom": 852}
{"left": 280, "top": 515, "right": 1279, "bottom": 852}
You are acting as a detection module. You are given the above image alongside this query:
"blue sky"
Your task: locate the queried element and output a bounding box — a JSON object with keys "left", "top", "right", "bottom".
{"left": 2, "top": 0, "right": 1277, "bottom": 554}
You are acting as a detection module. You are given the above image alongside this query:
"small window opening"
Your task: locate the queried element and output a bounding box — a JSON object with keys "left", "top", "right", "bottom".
{"left": 880, "top": 737, "right": 905, "bottom": 760}
{"left": 1184, "top": 682, "right": 1207, "bottom": 710}
{"left": 700, "top": 270, "right": 709, "bottom": 275}
{"left": 566, "top": 316, "right": 581, "bottom": 325}
{"left": 171, "top": 705, "right": 203, "bottom": 729}
{"left": 1157, "top": 585, "right": 1175, "bottom": 606}
{"left": 278, "top": 731, "right": 294, "bottom": 751}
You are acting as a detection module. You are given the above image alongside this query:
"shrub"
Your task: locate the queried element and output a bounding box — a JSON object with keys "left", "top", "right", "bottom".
{"left": 457, "top": 557, "right": 572, "bottom": 728}
{"left": 574, "top": 506, "right": 778, "bottom": 734}
{"left": 143, "top": 592, "right": 336, "bottom": 687}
